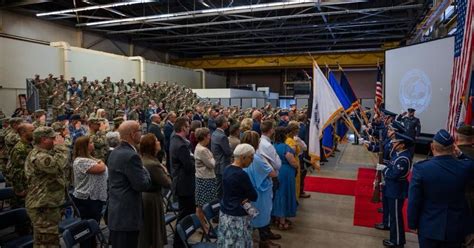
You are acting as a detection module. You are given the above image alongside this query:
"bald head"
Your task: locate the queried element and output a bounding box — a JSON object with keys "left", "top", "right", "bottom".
{"left": 150, "top": 114, "right": 161, "bottom": 123}
{"left": 118, "top": 121, "right": 141, "bottom": 146}
{"left": 118, "top": 121, "right": 139, "bottom": 138}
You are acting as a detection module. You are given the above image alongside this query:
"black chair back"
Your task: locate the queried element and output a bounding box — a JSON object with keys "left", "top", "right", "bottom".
{"left": 62, "top": 219, "right": 106, "bottom": 248}
{"left": 176, "top": 214, "right": 202, "bottom": 248}
{"left": 0, "top": 208, "right": 30, "bottom": 230}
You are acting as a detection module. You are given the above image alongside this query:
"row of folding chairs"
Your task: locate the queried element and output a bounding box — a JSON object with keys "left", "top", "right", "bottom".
{"left": 175, "top": 199, "right": 221, "bottom": 248}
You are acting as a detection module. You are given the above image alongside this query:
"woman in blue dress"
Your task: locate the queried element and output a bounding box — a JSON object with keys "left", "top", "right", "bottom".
{"left": 272, "top": 126, "right": 299, "bottom": 230}
{"left": 241, "top": 131, "right": 279, "bottom": 247}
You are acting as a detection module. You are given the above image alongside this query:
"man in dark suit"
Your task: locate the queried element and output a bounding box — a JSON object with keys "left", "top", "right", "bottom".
{"left": 148, "top": 114, "right": 165, "bottom": 162}
{"left": 211, "top": 115, "right": 232, "bottom": 199}
{"left": 192, "top": 105, "right": 204, "bottom": 125}
{"left": 164, "top": 112, "right": 177, "bottom": 172}
{"left": 107, "top": 121, "right": 152, "bottom": 248}
{"left": 169, "top": 117, "right": 195, "bottom": 248}
{"left": 207, "top": 108, "right": 218, "bottom": 134}
{"left": 408, "top": 129, "right": 474, "bottom": 248}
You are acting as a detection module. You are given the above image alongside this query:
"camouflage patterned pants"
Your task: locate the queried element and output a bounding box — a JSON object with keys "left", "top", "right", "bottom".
{"left": 26, "top": 207, "right": 61, "bottom": 248}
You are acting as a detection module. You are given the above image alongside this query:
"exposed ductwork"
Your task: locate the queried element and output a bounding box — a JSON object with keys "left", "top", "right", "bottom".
{"left": 50, "top": 41, "right": 71, "bottom": 78}
{"left": 128, "top": 56, "right": 146, "bottom": 83}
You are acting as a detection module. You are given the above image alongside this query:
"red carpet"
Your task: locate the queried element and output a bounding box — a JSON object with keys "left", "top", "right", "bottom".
{"left": 304, "top": 168, "right": 409, "bottom": 231}
{"left": 304, "top": 176, "right": 356, "bottom": 196}
{"left": 353, "top": 168, "right": 409, "bottom": 231}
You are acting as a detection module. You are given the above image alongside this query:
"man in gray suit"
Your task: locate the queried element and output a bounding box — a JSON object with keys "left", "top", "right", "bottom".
{"left": 211, "top": 115, "right": 232, "bottom": 198}
{"left": 107, "top": 121, "right": 152, "bottom": 248}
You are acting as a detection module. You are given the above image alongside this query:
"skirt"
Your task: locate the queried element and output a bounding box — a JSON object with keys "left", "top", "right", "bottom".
{"left": 217, "top": 212, "right": 253, "bottom": 248}
{"left": 195, "top": 177, "right": 217, "bottom": 207}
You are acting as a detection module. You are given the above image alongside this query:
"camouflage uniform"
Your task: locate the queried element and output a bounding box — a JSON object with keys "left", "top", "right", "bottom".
{"left": 32, "top": 109, "right": 46, "bottom": 129}
{"left": 127, "top": 109, "right": 139, "bottom": 121}
{"left": 5, "top": 127, "right": 20, "bottom": 156}
{"left": 25, "top": 127, "right": 69, "bottom": 247}
{"left": 6, "top": 140, "right": 33, "bottom": 208}
{"left": 36, "top": 81, "right": 49, "bottom": 110}
{"left": 52, "top": 122, "right": 73, "bottom": 186}
{"left": 89, "top": 118, "right": 109, "bottom": 161}
{"left": 0, "top": 121, "right": 11, "bottom": 172}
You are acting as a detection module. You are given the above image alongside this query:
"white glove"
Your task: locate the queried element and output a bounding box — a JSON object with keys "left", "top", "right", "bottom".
{"left": 361, "top": 125, "right": 367, "bottom": 131}
{"left": 358, "top": 138, "right": 365, "bottom": 143}
{"left": 376, "top": 163, "right": 387, "bottom": 171}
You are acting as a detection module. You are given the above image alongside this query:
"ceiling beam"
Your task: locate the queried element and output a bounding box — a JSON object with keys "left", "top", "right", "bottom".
{"left": 76, "top": 1, "right": 321, "bottom": 27}
{"left": 107, "top": 4, "right": 422, "bottom": 34}
{"left": 151, "top": 27, "right": 408, "bottom": 46}
{"left": 169, "top": 35, "right": 405, "bottom": 51}
{"left": 132, "top": 17, "right": 412, "bottom": 41}
{"left": 183, "top": 41, "right": 384, "bottom": 56}
{"left": 36, "top": 1, "right": 152, "bottom": 17}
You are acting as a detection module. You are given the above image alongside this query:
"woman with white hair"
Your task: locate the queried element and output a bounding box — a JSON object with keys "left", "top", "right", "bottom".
{"left": 217, "top": 143, "right": 258, "bottom": 248}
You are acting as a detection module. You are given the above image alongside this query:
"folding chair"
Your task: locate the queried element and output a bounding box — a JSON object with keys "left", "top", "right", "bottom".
{"left": 176, "top": 214, "right": 217, "bottom": 248}
{"left": 58, "top": 192, "right": 81, "bottom": 233}
{"left": 162, "top": 189, "right": 178, "bottom": 236}
{"left": 0, "top": 187, "right": 14, "bottom": 211}
{"left": 0, "top": 208, "right": 33, "bottom": 248}
{"left": 62, "top": 219, "right": 107, "bottom": 248}
{"left": 202, "top": 199, "right": 220, "bottom": 241}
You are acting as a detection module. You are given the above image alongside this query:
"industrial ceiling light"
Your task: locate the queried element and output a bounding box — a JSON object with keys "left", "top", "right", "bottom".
{"left": 76, "top": 0, "right": 322, "bottom": 27}
{"left": 36, "top": 1, "right": 153, "bottom": 17}
{"left": 199, "top": 0, "right": 210, "bottom": 8}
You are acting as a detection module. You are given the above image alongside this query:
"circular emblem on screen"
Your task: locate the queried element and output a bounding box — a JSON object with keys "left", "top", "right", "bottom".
{"left": 399, "top": 69, "right": 431, "bottom": 114}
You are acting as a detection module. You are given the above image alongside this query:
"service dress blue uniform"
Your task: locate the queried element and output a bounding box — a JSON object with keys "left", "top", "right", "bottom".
{"left": 383, "top": 148, "right": 411, "bottom": 246}
{"left": 368, "top": 135, "right": 395, "bottom": 228}
{"left": 408, "top": 156, "right": 474, "bottom": 248}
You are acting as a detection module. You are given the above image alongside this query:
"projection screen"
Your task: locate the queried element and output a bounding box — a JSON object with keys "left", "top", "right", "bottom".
{"left": 385, "top": 36, "right": 455, "bottom": 135}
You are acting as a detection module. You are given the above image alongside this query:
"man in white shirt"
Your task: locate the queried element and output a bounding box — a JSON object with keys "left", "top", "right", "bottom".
{"left": 256, "top": 120, "right": 282, "bottom": 242}
{"left": 257, "top": 120, "right": 281, "bottom": 178}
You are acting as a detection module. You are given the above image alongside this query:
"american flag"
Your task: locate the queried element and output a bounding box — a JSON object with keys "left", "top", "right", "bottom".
{"left": 374, "top": 65, "right": 383, "bottom": 114}
{"left": 447, "top": 0, "right": 474, "bottom": 134}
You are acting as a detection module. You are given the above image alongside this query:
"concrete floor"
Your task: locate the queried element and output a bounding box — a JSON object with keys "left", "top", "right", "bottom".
{"left": 270, "top": 142, "right": 420, "bottom": 248}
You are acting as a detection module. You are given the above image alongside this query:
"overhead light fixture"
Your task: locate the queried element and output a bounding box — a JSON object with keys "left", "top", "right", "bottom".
{"left": 200, "top": 0, "right": 210, "bottom": 8}
{"left": 36, "top": 1, "right": 153, "bottom": 17}
{"left": 76, "top": 1, "right": 321, "bottom": 27}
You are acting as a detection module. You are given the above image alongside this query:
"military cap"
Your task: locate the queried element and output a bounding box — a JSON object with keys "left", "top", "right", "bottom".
{"left": 433, "top": 129, "right": 454, "bottom": 146}
{"left": 51, "top": 122, "right": 66, "bottom": 132}
{"left": 407, "top": 108, "right": 416, "bottom": 113}
{"left": 388, "top": 121, "right": 406, "bottom": 133}
{"left": 279, "top": 111, "right": 289, "bottom": 117}
{"left": 34, "top": 109, "right": 46, "bottom": 117}
{"left": 391, "top": 132, "right": 414, "bottom": 145}
{"left": 456, "top": 125, "right": 474, "bottom": 136}
{"left": 381, "top": 108, "right": 397, "bottom": 118}
{"left": 9, "top": 117, "right": 23, "bottom": 125}
{"left": 113, "top": 117, "right": 124, "bottom": 124}
{"left": 70, "top": 114, "right": 81, "bottom": 121}
{"left": 115, "top": 110, "right": 125, "bottom": 115}
{"left": 56, "top": 115, "right": 68, "bottom": 122}
{"left": 88, "top": 117, "right": 104, "bottom": 125}
{"left": 33, "top": 126, "right": 56, "bottom": 140}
